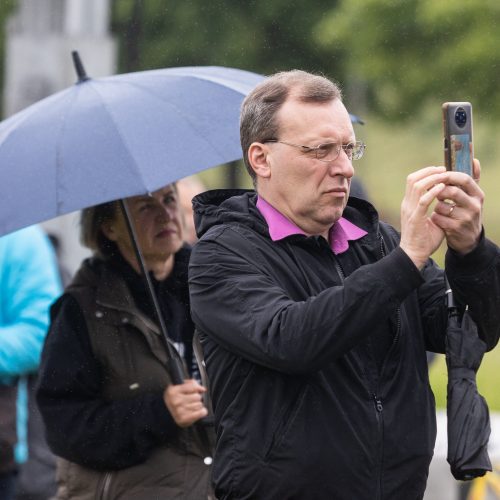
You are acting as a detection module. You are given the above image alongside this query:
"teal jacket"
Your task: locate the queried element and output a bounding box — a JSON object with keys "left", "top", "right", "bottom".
{"left": 0, "top": 226, "right": 61, "bottom": 383}
{"left": 0, "top": 225, "right": 62, "bottom": 462}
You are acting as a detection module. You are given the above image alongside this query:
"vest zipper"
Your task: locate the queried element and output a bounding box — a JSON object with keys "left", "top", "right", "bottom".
{"left": 98, "top": 471, "right": 113, "bottom": 500}
{"left": 119, "top": 318, "right": 139, "bottom": 389}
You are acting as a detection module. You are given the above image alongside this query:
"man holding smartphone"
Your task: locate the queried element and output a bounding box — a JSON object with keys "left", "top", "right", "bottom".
{"left": 188, "top": 70, "right": 500, "bottom": 499}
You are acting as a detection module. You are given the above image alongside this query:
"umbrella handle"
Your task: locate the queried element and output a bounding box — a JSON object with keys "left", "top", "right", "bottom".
{"left": 119, "top": 199, "right": 213, "bottom": 457}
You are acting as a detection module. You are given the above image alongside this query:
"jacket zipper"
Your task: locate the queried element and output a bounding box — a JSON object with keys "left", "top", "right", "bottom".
{"left": 333, "top": 254, "right": 345, "bottom": 282}
{"left": 334, "top": 249, "right": 383, "bottom": 497}
{"left": 332, "top": 233, "right": 401, "bottom": 498}
{"left": 119, "top": 316, "right": 140, "bottom": 390}
{"left": 378, "top": 233, "right": 402, "bottom": 377}
{"left": 375, "top": 233, "right": 406, "bottom": 499}
{"left": 373, "top": 393, "right": 384, "bottom": 500}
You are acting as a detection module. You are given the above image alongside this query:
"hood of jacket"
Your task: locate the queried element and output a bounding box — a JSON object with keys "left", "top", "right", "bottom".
{"left": 193, "top": 188, "right": 381, "bottom": 241}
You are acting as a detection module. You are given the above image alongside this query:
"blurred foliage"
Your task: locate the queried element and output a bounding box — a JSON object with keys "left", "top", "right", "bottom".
{"left": 110, "top": 0, "right": 345, "bottom": 76}
{"left": 110, "top": 0, "right": 500, "bottom": 122}
{"left": 316, "top": 0, "right": 500, "bottom": 121}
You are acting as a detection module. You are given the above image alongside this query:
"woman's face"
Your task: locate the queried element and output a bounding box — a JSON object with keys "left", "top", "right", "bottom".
{"left": 102, "top": 184, "right": 184, "bottom": 267}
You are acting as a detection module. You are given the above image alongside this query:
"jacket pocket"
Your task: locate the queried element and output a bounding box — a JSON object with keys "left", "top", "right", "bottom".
{"left": 55, "top": 458, "right": 104, "bottom": 500}
{"left": 262, "top": 385, "right": 308, "bottom": 462}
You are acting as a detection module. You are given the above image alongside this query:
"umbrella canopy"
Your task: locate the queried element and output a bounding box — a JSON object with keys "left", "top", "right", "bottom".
{"left": 0, "top": 57, "right": 264, "bottom": 237}
{"left": 0, "top": 56, "right": 365, "bottom": 459}
{"left": 0, "top": 53, "right": 365, "bottom": 237}
{"left": 446, "top": 295, "right": 492, "bottom": 480}
{"left": 0, "top": 55, "right": 266, "bottom": 459}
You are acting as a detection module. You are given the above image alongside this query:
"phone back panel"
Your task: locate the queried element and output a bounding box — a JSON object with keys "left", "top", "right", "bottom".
{"left": 442, "top": 102, "right": 473, "bottom": 175}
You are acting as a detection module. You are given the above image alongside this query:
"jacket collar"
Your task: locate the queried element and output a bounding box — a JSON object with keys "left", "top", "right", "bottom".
{"left": 71, "top": 257, "right": 161, "bottom": 334}
{"left": 193, "top": 189, "right": 380, "bottom": 243}
{"left": 256, "top": 195, "right": 368, "bottom": 254}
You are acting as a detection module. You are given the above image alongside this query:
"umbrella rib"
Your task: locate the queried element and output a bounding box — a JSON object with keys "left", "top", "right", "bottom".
{"left": 0, "top": 67, "right": 261, "bottom": 237}
{"left": 95, "top": 77, "right": 247, "bottom": 162}
{"left": 104, "top": 66, "right": 260, "bottom": 96}
{"left": 55, "top": 88, "right": 81, "bottom": 215}
{"left": 82, "top": 81, "right": 152, "bottom": 192}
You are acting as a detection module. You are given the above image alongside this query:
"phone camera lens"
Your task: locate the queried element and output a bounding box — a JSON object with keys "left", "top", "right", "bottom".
{"left": 454, "top": 107, "right": 467, "bottom": 128}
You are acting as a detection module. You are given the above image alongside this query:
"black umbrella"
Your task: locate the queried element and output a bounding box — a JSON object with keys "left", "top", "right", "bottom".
{"left": 445, "top": 284, "right": 492, "bottom": 480}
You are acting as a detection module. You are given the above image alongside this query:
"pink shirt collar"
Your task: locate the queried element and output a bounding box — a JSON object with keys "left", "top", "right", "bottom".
{"left": 256, "top": 196, "right": 367, "bottom": 254}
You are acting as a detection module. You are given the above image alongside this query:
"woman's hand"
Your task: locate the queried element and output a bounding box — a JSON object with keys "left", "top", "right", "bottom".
{"left": 163, "top": 379, "right": 208, "bottom": 427}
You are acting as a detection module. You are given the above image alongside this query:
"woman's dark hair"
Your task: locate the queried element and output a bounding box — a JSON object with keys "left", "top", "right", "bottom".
{"left": 80, "top": 200, "right": 119, "bottom": 258}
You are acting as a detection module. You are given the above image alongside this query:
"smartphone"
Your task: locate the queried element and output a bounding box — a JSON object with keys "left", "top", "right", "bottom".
{"left": 442, "top": 102, "right": 473, "bottom": 176}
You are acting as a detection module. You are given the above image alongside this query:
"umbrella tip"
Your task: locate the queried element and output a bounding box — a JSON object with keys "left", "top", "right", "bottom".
{"left": 349, "top": 113, "right": 365, "bottom": 125}
{"left": 71, "top": 50, "right": 90, "bottom": 83}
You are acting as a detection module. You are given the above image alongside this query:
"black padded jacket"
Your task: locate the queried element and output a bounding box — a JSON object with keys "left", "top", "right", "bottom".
{"left": 188, "top": 190, "right": 500, "bottom": 500}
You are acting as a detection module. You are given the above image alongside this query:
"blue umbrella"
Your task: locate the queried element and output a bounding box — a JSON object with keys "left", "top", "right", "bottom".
{"left": 0, "top": 54, "right": 364, "bottom": 459}
{"left": 0, "top": 53, "right": 264, "bottom": 237}
{"left": 0, "top": 54, "right": 364, "bottom": 237}
{"left": 0, "top": 53, "right": 266, "bottom": 461}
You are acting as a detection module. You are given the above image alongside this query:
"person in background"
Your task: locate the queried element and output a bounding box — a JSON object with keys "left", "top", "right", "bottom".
{"left": 0, "top": 225, "right": 62, "bottom": 500}
{"left": 177, "top": 175, "right": 207, "bottom": 245}
{"left": 15, "top": 232, "right": 72, "bottom": 500}
{"left": 188, "top": 70, "right": 500, "bottom": 499}
{"left": 36, "top": 183, "right": 212, "bottom": 500}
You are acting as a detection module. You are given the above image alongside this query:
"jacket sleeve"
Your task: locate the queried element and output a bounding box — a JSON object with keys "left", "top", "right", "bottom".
{"left": 445, "top": 232, "right": 500, "bottom": 351}
{"left": 0, "top": 226, "right": 62, "bottom": 384}
{"left": 380, "top": 223, "right": 450, "bottom": 355}
{"left": 189, "top": 226, "right": 424, "bottom": 374}
{"left": 36, "top": 295, "right": 179, "bottom": 470}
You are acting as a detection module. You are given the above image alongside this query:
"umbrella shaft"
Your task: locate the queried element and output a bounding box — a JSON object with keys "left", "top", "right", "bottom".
{"left": 119, "top": 199, "right": 185, "bottom": 385}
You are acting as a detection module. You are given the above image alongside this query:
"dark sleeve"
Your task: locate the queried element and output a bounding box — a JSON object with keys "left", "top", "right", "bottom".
{"left": 445, "top": 232, "right": 500, "bottom": 351}
{"left": 189, "top": 227, "right": 423, "bottom": 374}
{"left": 36, "top": 295, "right": 179, "bottom": 470}
{"left": 377, "top": 222, "right": 450, "bottom": 354}
{"left": 414, "top": 257, "right": 449, "bottom": 354}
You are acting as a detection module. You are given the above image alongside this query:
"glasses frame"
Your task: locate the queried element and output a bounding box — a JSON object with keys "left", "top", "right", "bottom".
{"left": 264, "top": 139, "right": 366, "bottom": 162}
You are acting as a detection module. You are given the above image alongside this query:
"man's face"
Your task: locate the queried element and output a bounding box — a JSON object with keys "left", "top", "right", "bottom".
{"left": 105, "top": 184, "right": 184, "bottom": 265}
{"left": 262, "top": 98, "right": 356, "bottom": 236}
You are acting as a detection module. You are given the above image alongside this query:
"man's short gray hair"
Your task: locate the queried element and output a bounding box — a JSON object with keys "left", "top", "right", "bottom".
{"left": 240, "top": 70, "right": 343, "bottom": 185}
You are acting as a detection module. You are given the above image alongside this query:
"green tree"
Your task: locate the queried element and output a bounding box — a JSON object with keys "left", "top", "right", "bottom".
{"left": 315, "top": 0, "right": 500, "bottom": 120}
{"left": 111, "top": 0, "right": 345, "bottom": 76}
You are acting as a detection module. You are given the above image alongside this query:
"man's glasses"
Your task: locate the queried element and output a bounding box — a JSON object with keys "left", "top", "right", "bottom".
{"left": 264, "top": 140, "right": 366, "bottom": 162}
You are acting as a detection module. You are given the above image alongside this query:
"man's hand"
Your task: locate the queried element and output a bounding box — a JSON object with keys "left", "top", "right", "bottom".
{"left": 430, "top": 159, "right": 484, "bottom": 255}
{"left": 163, "top": 379, "right": 208, "bottom": 427}
{"left": 400, "top": 166, "right": 449, "bottom": 269}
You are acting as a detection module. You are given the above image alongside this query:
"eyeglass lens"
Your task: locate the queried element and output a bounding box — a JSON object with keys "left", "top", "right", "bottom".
{"left": 315, "top": 143, "right": 364, "bottom": 161}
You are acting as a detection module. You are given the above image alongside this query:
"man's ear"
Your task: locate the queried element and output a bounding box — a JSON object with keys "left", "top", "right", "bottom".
{"left": 248, "top": 142, "right": 271, "bottom": 180}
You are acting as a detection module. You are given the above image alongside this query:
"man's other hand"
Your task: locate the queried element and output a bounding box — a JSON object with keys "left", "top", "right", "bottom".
{"left": 431, "top": 158, "right": 484, "bottom": 255}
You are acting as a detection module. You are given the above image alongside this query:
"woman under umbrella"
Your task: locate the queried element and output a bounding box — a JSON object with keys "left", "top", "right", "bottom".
{"left": 36, "top": 183, "right": 212, "bottom": 499}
